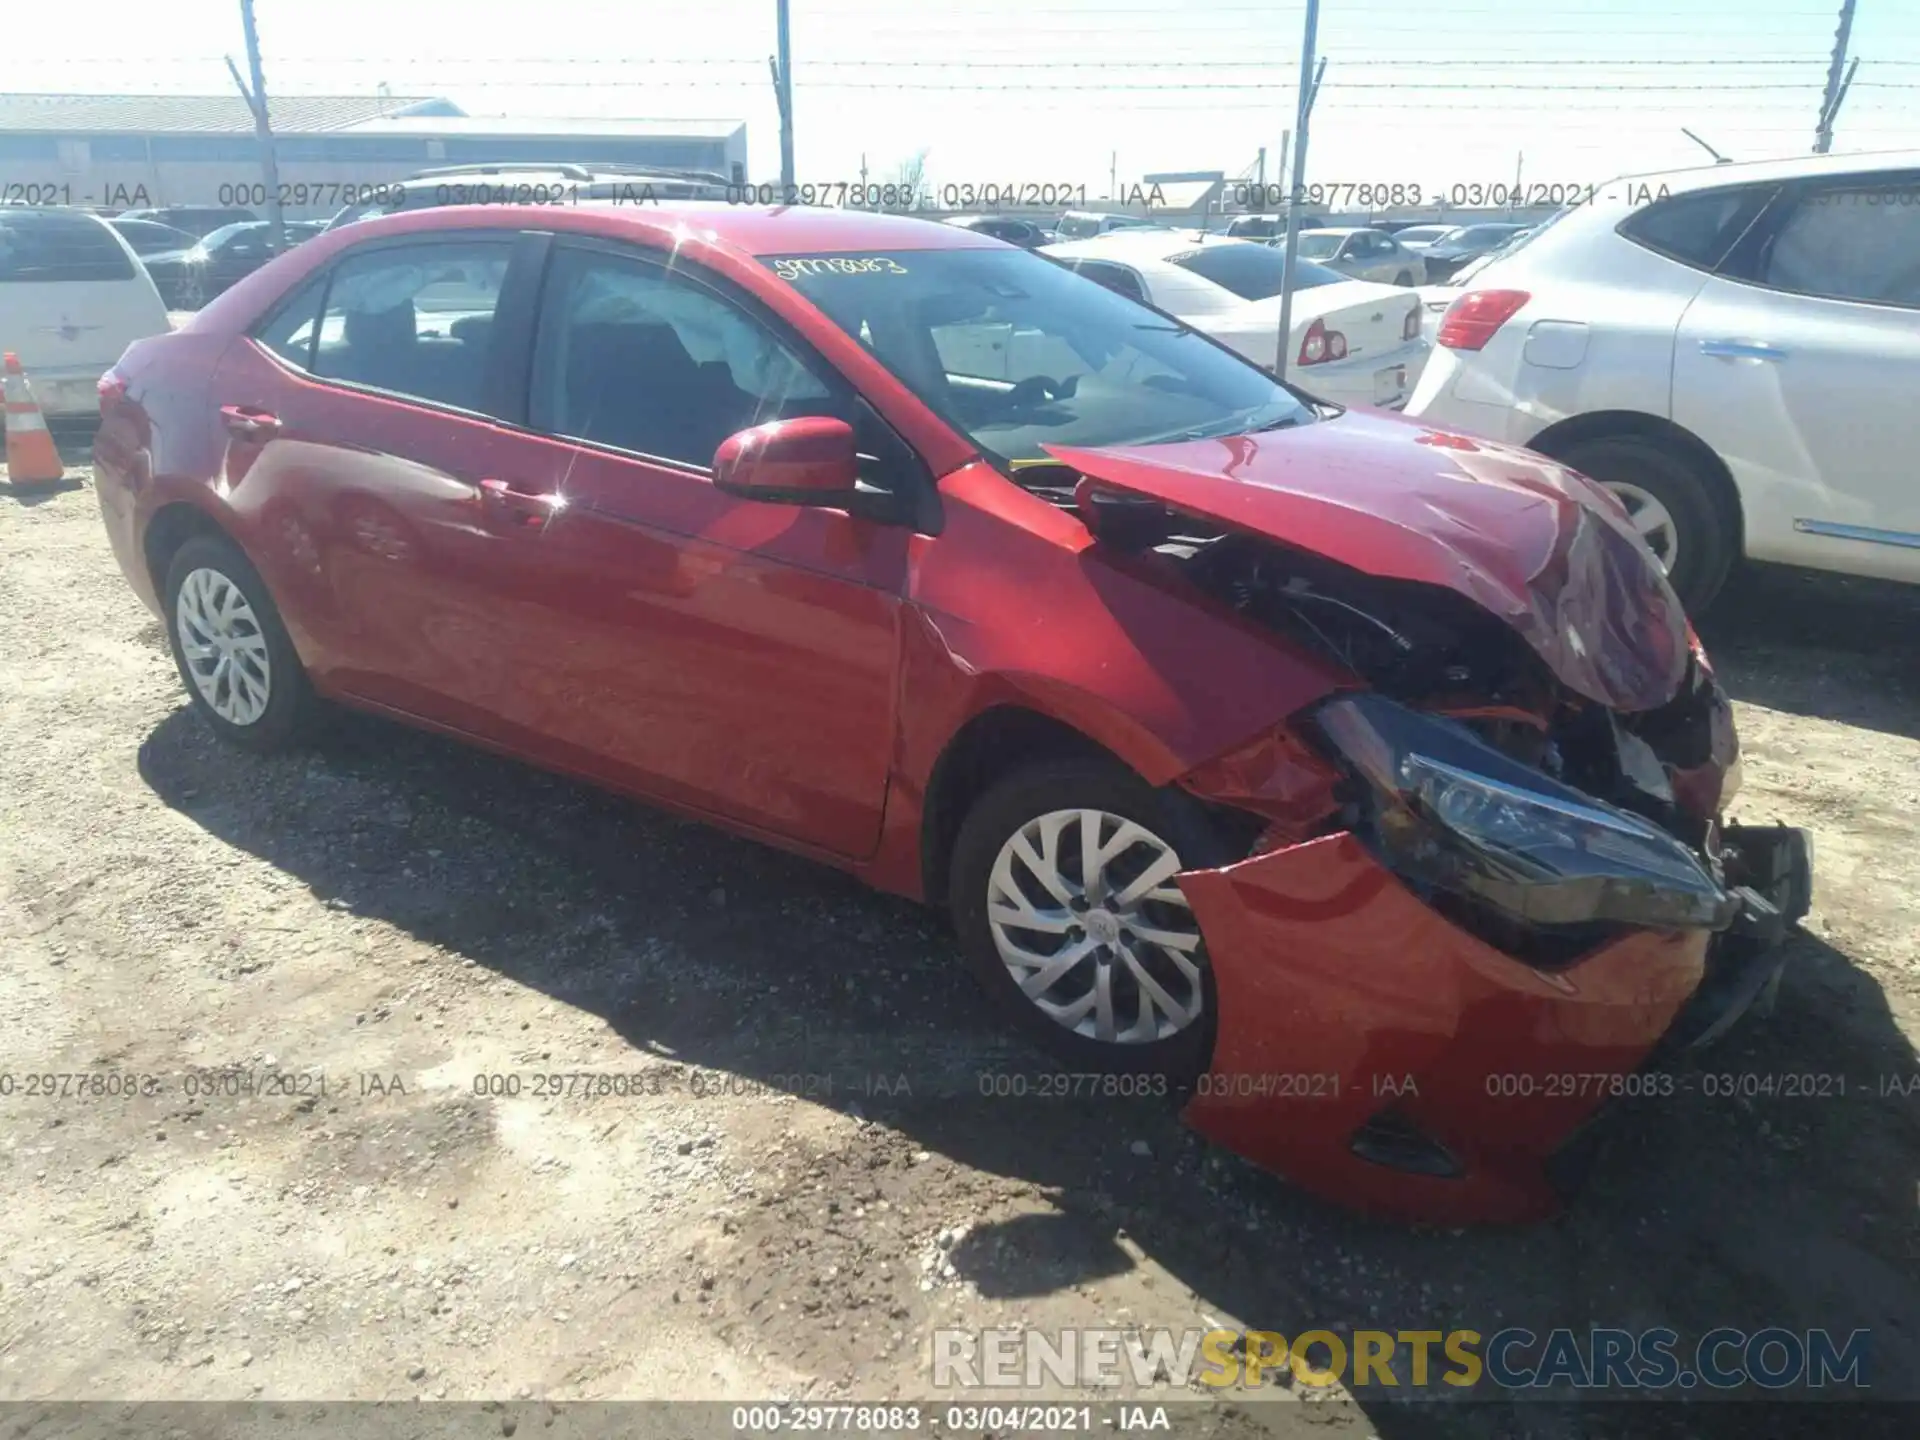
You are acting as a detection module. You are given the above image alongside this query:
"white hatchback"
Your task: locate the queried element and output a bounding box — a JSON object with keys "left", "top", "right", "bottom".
{"left": 1042, "top": 232, "right": 1429, "bottom": 411}
{"left": 1407, "top": 150, "right": 1920, "bottom": 611}
{"left": 0, "top": 208, "right": 171, "bottom": 418}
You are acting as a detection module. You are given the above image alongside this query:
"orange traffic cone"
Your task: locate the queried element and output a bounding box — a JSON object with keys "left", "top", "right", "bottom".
{"left": 3, "top": 353, "right": 69, "bottom": 487}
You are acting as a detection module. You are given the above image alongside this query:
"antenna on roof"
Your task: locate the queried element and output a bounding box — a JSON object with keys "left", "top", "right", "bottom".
{"left": 1681, "top": 128, "right": 1733, "bottom": 165}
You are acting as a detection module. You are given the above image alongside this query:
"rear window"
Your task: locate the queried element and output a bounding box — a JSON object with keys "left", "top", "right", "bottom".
{"left": 0, "top": 211, "right": 136, "bottom": 283}
{"left": 1618, "top": 185, "right": 1775, "bottom": 272}
{"left": 1168, "top": 245, "right": 1348, "bottom": 300}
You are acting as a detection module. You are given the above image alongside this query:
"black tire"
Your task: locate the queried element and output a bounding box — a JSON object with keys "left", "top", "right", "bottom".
{"left": 1393, "top": 269, "right": 1414, "bottom": 286}
{"left": 949, "top": 756, "right": 1241, "bottom": 1084}
{"left": 163, "top": 532, "right": 315, "bottom": 752}
{"left": 1557, "top": 434, "right": 1736, "bottom": 615}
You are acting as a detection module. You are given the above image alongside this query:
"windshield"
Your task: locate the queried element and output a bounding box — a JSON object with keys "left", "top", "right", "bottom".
{"left": 1169, "top": 245, "right": 1348, "bottom": 300}
{"left": 1396, "top": 226, "right": 1450, "bottom": 245}
{"left": 1293, "top": 233, "right": 1342, "bottom": 259}
{"left": 112, "top": 220, "right": 196, "bottom": 254}
{"left": 1055, "top": 214, "right": 1106, "bottom": 239}
{"left": 198, "top": 222, "right": 259, "bottom": 250}
{"left": 765, "top": 248, "right": 1313, "bottom": 468}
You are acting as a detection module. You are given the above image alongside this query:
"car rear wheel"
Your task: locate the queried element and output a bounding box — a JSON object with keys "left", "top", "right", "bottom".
{"left": 949, "top": 757, "right": 1239, "bottom": 1083}
{"left": 1558, "top": 435, "right": 1735, "bottom": 614}
{"left": 164, "top": 533, "right": 315, "bottom": 752}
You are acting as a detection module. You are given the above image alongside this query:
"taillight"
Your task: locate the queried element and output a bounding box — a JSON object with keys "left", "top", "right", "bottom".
{"left": 1435, "top": 289, "right": 1531, "bottom": 351}
{"left": 1298, "top": 317, "right": 1347, "bottom": 366}
{"left": 1403, "top": 303, "right": 1423, "bottom": 342}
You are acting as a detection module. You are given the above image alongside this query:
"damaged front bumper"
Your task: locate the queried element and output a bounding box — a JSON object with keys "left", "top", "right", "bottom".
{"left": 1174, "top": 822, "right": 1813, "bottom": 1225}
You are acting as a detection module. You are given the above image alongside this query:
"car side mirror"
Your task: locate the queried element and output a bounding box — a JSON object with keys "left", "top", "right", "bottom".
{"left": 712, "top": 416, "right": 897, "bottom": 521}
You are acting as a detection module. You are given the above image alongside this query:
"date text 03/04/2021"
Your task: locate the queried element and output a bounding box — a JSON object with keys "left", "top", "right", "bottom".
{"left": 1226, "top": 180, "right": 1667, "bottom": 210}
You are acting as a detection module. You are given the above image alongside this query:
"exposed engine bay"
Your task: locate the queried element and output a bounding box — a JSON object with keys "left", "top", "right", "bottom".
{"left": 1041, "top": 475, "right": 1719, "bottom": 824}
{"left": 1029, "top": 467, "right": 1809, "bottom": 982}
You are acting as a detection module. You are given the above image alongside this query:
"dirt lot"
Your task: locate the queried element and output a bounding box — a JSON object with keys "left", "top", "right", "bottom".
{"left": 2, "top": 467, "right": 1917, "bottom": 1436}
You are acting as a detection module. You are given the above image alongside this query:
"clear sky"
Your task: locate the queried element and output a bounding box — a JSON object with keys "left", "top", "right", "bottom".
{"left": 3, "top": 0, "right": 1915, "bottom": 194}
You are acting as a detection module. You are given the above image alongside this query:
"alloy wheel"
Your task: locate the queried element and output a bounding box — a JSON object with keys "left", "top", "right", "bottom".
{"left": 175, "top": 566, "right": 272, "bottom": 726}
{"left": 1605, "top": 481, "right": 1681, "bottom": 574}
{"left": 985, "top": 808, "right": 1205, "bottom": 1045}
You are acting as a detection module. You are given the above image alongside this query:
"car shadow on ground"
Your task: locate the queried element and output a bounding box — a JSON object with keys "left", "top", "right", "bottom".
{"left": 134, "top": 636, "right": 1918, "bottom": 1437}
{"left": 1701, "top": 564, "right": 1920, "bottom": 743}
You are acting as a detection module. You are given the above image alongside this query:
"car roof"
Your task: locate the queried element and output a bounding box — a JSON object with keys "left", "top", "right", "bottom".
{"left": 318, "top": 201, "right": 1010, "bottom": 258}
{"left": 1606, "top": 147, "right": 1920, "bottom": 196}
{"left": 1298, "top": 227, "right": 1363, "bottom": 237}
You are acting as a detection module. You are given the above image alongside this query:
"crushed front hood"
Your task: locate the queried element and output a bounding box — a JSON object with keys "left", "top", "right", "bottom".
{"left": 1046, "top": 411, "right": 1690, "bottom": 712}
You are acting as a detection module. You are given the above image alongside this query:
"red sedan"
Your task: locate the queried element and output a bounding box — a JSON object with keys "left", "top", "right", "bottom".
{"left": 93, "top": 203, "right": 1812, "bottom": 1223}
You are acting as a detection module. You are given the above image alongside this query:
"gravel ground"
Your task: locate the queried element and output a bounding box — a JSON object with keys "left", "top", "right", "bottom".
{"left": 2, "top": 466, "right": 1916, "bottom": 1437}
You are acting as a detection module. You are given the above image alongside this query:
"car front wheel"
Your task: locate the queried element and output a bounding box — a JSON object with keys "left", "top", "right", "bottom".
{"left": 163, "top": 533, "right": 315, "bottom": 751}
{"left": 949, "top": 757, "right": 1240, "bottom": 1083}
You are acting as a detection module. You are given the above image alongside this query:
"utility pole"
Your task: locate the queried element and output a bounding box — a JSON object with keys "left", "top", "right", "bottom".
{"left": 1109, "top": 150, "right": 1117, "bottom": 202}
{"left": 1255, "top": 146, "right": 1266, "bottom": 191}
{"left": 1276, "top": 130, "right": 1291, "bottom": 205}
{"left": 1274, "top": 0, "right": 1322, "bottom": 381}
{"left": 775, "top": 0, "right": 796, "bottom": 192}
{"left": 229, "top": 0, "right": 286, "bottom": 253}
{"left": 1511, "top": 151, "right": 1523, "bottom": 213}
{"left": 1815, "top": 0, "right": 1858, "bottom": 154}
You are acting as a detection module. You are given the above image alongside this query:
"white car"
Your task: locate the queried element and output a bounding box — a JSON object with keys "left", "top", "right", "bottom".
{"left": 1409, "top": 150, "right": 1920, "bottom": 611}
{"left": 1042, "top": 232, "right": 1429, "bottom": 410}
{"left": 1279, "top": 228, "right": 1423, "bottom": 286}
{"left": 0, "top": 208, "right": 170, "bottom": 417}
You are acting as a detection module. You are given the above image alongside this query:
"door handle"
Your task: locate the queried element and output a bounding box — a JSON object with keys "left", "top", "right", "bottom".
{"left": 1699, "top": 339, "right": 1788, "bottom": 362}
{"left": 478, "top": 477, "right": 564, "bottom": 529}
{"left": 220, "top": 405, "right": 282, "bottom": 440}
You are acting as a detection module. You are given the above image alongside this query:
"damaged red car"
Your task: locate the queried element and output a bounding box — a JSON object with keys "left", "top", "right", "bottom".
{"left": 93, "top": 204, "right": 1813, "bottom": 1223}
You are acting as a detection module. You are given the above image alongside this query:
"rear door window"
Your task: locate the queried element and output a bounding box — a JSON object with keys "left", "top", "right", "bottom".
{"left": 0, "top": 211, "right": 135, "bottom": 282}
{"left": 252, "top": 276, "right": 330, "bottom": 369}
{"left": 1618, "top": 185, "right": 1776, "bottom": 272}
{"left": 308, "top": 240, "right": 513, "bottom": 413}
{"left": 1756, "top": 177, "right": 1920, "bottom": 309}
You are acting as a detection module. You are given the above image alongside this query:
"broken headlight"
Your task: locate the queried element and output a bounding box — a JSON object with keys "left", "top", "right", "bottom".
{"left": 1314, "top": 692, "right": 1738, "bottom": 933}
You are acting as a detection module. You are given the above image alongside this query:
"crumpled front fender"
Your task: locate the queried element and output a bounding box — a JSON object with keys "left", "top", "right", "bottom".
{"left": 1176, "top": 832, "right": 1709, "bottom": 1224}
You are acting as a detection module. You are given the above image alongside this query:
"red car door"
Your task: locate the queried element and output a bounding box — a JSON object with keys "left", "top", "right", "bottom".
{"left": 460, "top": 239, "right": 911, "bottom": 859}
{"left": 221, "top": 229, "right": 910, "bottom": 860}
{"left": 210, "top": 232, "right": 551, "bottom": 734}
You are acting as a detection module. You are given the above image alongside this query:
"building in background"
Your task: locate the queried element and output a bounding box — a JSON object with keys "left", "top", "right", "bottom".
{"left": 0, "top": 94, "right": 747, "bottom": 218}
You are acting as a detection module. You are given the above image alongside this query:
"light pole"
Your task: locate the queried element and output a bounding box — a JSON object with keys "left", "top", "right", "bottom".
{"left": 776, "top": 0, "right": 796, "bottom": 192}
{"left": 230, "top": 0, "right": 286, "bottom": 252}
{"left": 1274, "top": 0, "right": 1322, "bottom": 382}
